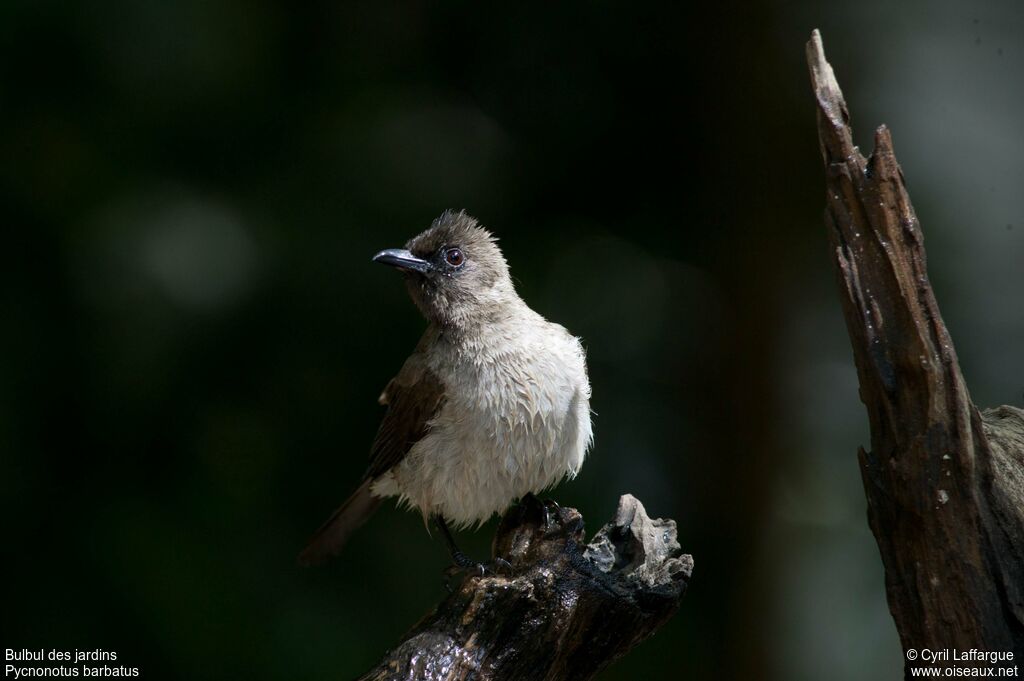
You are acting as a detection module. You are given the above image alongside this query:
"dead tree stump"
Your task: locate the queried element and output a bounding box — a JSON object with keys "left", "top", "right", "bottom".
{"left": 806, "top": 29, "right": 1024, "bottom": 675}
{"left": 357, "top": 494, "right": 692, "bottom": 681}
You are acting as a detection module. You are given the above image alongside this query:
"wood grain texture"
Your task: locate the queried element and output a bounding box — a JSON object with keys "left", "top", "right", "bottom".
{"left": 806, "top": 29, "right": 1024, "bottom": 674}
{"left": 357, "top": 494, "right": 692, "bottom": 681}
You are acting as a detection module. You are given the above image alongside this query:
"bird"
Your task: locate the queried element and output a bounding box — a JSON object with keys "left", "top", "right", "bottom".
{"left": 297, "top": 210, "right": 593, "bottom": 570}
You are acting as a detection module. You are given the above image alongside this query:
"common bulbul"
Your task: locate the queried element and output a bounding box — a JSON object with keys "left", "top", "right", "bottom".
{"left": 298, "top": 210, "right": 593, "bottom": 569}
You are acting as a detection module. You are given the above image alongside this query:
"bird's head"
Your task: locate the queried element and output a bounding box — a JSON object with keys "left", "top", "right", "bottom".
{"left": 373, "top": 210, "right": 515, "bottom": 330}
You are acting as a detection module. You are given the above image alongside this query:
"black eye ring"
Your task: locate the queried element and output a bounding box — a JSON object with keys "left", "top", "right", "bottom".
{"left": 443, "top": 247, "right": 465, "bottom": 268}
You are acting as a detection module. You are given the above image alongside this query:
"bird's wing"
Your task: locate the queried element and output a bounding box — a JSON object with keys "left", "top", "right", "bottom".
{"left": 364, "top": 335, "right": 446, "bottom": 480}
{"left": 297, "top": 331, "right": 445, "bottom": 566}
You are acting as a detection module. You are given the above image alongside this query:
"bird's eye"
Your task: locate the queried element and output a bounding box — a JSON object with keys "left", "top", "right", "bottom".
{"left": 443, "top": 248, "right": 465, "bottom": 268}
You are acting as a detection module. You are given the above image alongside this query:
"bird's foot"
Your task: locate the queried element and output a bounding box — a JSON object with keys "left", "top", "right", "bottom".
{"left": 452, "top": 553, "right": 513, "bottom": 577}
{"left": 443, "top": 555, "right": 513, "bottom": 590}
{"left": 542, "top": 498, "right": 562, "bottom": 531}
{"left": 522, "top": 493, "right": 563, "bottom": 532}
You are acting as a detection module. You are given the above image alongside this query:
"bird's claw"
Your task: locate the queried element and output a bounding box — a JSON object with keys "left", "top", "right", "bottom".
{"left": 489, "top": 557, "right": 513, "bottom": 576}
{"left": 541, "top": 498, "right": 562, "bottom": 531}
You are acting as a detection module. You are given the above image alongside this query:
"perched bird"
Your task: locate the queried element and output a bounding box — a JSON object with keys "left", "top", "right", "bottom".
{"left": 298, "top": 210, "right": 593, "bottom": 570}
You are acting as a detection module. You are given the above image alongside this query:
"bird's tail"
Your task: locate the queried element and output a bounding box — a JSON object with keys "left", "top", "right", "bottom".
{"left": 297, "top": 479, "right": 382, "bottom": 567}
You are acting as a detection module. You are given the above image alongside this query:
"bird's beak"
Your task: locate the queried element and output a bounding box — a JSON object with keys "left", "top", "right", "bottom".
{"left": 372, "top": 248, "right": 432, "bottom": 274}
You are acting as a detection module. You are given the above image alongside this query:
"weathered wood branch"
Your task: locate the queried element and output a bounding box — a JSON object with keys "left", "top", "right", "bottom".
{"left": 806, "top": 29, "right": 1024, "bottom": 673}
{"left": 358, "top": 494, "right": 692, "bottom": 681}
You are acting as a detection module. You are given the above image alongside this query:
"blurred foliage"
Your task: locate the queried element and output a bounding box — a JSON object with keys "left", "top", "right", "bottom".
{"left": 2, "top": 1, "right": 1022, "bottom": 679}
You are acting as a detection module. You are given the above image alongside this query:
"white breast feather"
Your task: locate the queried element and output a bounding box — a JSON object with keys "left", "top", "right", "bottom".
{"left": 370, "top": 317, "right": 593, "bottom": 528}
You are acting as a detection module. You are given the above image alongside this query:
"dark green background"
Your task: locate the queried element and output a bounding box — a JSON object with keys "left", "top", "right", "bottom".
{"left": 4, "top": 1, "right": 1022, "bottom": 679}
